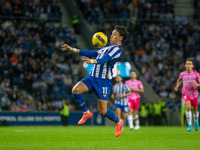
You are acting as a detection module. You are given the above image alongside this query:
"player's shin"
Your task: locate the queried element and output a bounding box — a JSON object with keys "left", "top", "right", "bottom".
{"left": 128, "top": 115, "right": 133, "bottom": 129}
{"left": 104, "top": 109, "right": 120, "bottom": 124}
{"left": 193, "top": 111, "right": 199, "bottom": 123}
{"left": 193, "top": 111, "right": 199, "bottom": 131}
{"left": 186, "top": 111, "right": 192, "bottom": 125}
{"left": 135, "top": 114, "right": 140, "bottom": 129}
{"left": 72, "top": 94, "right": 89, "bottom": 113}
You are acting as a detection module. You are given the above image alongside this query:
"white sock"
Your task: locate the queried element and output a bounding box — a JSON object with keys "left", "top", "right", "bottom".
{"left": 186, "top": 111, "right": 192, "bottom": 125}
{"left": 135, "top": 119, "right": 140, "bottom": 126}
{"left": 193, "top": 112, "right": 199, "bottom": 123}
{"left": 128, "top": 115, "right": 133, "bottom": 129}
{"left": 84, "top": 110, "right": 90, "bottom": 114}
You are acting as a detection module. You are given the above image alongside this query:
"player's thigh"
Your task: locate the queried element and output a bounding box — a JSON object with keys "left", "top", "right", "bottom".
{"left": 191, "top": 98, "right": 198, "bottom": 110}
{"left": 129, "top": 108, "right": 133, "bottom": 115}
{"left": 72, "top": 81, "right": 89, "bottom": 94}
{"left": 98, "top": 99, "right": 108, "bottom": 115}
{"left": 185, "top": 101, "right": 192, "bottom": 110}
{"left": 115, "top": 108, "right": 122, "bottom": 118}
{"left": 192, "top": 99, "right": 198, "bottom": 110}
{"left": 128, "top": 100, "right": 133, "bottom": 114}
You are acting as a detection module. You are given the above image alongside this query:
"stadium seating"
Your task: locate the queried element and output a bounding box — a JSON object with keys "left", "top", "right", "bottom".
{"left": 1, "top": 0, "right": 200, "bottom": 113}
{"left": 76, "top": 0, "right": 200, "bottom": 112}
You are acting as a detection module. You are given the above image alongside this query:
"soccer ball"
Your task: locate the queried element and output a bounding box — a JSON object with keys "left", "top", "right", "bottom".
{"left": 92, "top": 32, "right": 108, "bottom": 48}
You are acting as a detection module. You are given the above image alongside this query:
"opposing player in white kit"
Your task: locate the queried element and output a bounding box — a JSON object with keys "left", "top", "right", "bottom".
{"left": 125, "top": 71, "right": 144, "bottom": 130}
{"left": 175, "top": 58, "right": 200, "bottom": 131}
{"left": 111, "top": 75, "right": 131, "bottom": 119}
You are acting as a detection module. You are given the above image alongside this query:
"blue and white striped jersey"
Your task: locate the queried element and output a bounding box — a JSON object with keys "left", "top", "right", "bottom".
{"left": 112, "top": 83, "right": 130, "bottom": 106}
{"left": 79, "top": 45, "right": 122, "bottom": 80}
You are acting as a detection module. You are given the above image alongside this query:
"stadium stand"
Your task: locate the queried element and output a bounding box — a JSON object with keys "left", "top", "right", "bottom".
{"left": 194, "top": 0, "right": 200, "bottom": 25}
{"left": 1, "top": 0, "right": 200, "bottom": 115}
{"left": 0, "top": 0, "right": 84, "bottom": 112}
{"left": 77, "top": 0, "right": 200, "bottom": 112}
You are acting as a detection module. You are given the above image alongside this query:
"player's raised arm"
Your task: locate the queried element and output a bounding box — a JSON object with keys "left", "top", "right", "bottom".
{"left": 60, "top": 44, "right": 98, "bottom": 58}
{"left": 175, "top": 79, "right": 182, "bottom": 91}
{"left": 61, "top": 44, "right": 80, "bottom": 53}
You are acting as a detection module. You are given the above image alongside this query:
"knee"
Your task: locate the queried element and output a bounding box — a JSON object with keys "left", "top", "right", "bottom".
{"left": 98, "top": 109, "right": 107, "bottom": 116}
{"left": 122, "top": 114, "right": 128, "bottom": 119}
{"left": 72, "top": 87, "right": 79, "bottom": 94}
{"left": 186, "top": 107, "right": 191, "bottom": 111}
{"left": 193, "top": 109, "right": 198, "bottom": 114}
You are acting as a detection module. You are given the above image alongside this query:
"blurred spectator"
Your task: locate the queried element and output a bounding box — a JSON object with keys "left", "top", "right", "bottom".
{"left": 0, "top": 0, "right": 61, "bottom": 19}
{"left": 64, "top": 71, "right": 73, "bottom": 87}
{"left": 11, "top": 102, "right": 20, "bottom": 112}
{"left": 60, "top": 99, "right": 70, "bottom": 126}
{"left": 8, "top": 89, "right": 18, "bottom": 103}
{"left": 77, "top": 0, "right": 174, "bottom": 23}
{"left": 72, "top": 13, "right": 80, "bottom": 34}
{"left": 0, "top": 78, "right": 11, "bottom": 93}
{"left": 1, "top": 93, "right": 11, "bottom": 111}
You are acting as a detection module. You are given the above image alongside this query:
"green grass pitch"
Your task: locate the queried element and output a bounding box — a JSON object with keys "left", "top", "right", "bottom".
{"left": 0, "top": 126, "right": 199, "bottom": 150}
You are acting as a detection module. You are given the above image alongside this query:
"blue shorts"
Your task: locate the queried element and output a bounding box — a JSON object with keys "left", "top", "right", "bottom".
{"left": 114, "top": 104, "right": 129, "bottom": 114}
{"left": 81, "top": 76, "right": 112, "bottom": 101}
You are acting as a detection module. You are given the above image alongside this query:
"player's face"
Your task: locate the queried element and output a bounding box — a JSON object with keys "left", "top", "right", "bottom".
{"left": 130, "top": 72, "right": 137, "bottom": 80}
{"left": 116, "top": 76, "right": 122, "bottom": 83}
{"left": 110, "top": 30, "right": 123, "bottom": 45}
{"left": 185, "top": 61, "right": 194, "bottom": 72}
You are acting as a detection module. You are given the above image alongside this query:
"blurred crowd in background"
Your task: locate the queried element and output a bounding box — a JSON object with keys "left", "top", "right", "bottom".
{"left": 1, "top": 0, "right": 200, "bottom": 114}
{"left": 0, "top": 18, "right": 83, "bottom": 112}
{"left": 0, "top": 0, "right": 61, "bottom": 19}
{"left": 0, "top": 0, "right": 83, "bottom": 112}
{"left": 194, "top": 0, "right": 200, "bottom": 25}
{"left": 77, "top": 0, "right": 174, "bottom": 23}
{"left": 79, "top": 0, "right": 200, "bottom": 103}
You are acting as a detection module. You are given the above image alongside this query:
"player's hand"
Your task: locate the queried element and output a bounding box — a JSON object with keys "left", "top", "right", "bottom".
{"left": 131, "top": 88, "right": 137, "bottom": 92}
{"left": 83, "top": 56, "right": 91, "bottom": 64}
{"left": 193, "top": 82, "right": 198, "bottom": 87}
{"left": 119, "top": 93, "right": 124, "bottom": 98}
{"left": 111, "top": 94, "right": 115, "bottom": 100}
{"left": 174, "top": 86, "right": 179, "bottom": 91}
{"left": 61, "top": 44, "right": 73, "bottom": 51}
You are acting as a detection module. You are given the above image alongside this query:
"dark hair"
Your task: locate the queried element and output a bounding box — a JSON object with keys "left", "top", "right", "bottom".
{"left": 186, "top": 58, "right": 194, "bottom": 64}
{"left": 130, "top": 70, "right": 136, "bottom": 73}
{"left": 116, "top": 75, "right": 122, "bottom": 78}
{"left": 114, "top": 25, "right": 129, "bottom": 42}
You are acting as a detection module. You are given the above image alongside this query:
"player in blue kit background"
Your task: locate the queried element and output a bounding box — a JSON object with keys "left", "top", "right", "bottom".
{"left": 61, "top": 25, "right": 129, "bottom": 137}
{"left": 111, "top": 75, "right": 131, "bottom": 120}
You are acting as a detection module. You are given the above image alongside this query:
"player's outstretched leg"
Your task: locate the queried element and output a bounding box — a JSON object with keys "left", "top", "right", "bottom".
{"left": 116, "top": 119, "right": 123, "bottom": 137}
{"left": 193, "top": 112, "right": 199, "bottom": 131}
{"left": 103, "top": 109, "right": 123, "bottom": 137}
{"left": 186, "top": 111, "right": 192, "bottom": 131}
{"left": 72, "top": 93, "right": 93, "bottom": 125}
{"left": 98, "top": 99, "right": 123, "bottom": 136}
